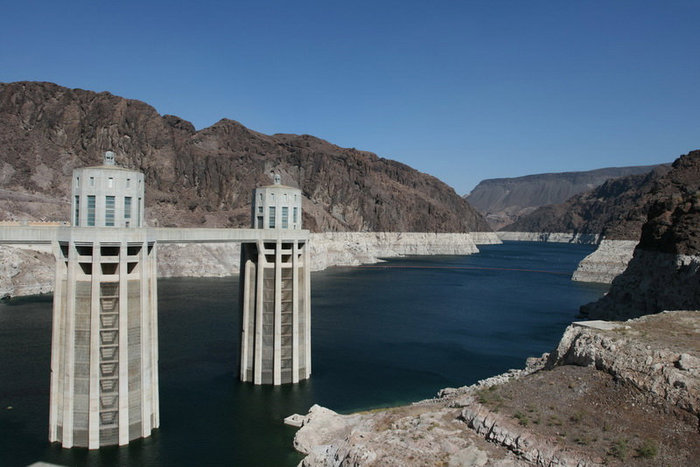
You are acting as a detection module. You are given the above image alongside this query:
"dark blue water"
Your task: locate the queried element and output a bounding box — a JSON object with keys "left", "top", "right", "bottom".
{"left": 0, "top": 241, "right": 607, "bottom": 467}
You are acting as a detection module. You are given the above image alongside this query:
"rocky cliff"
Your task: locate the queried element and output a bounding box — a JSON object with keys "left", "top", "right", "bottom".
{"left": 290, "top": 311, "right": 700, "bottom": 467}
{"left": 466, "top": 165, "right": 663, "bottom": 230}
{"left": 0, "top": 81, "right": 490, "bottom": 233}
{"left": 580, "top": 151, "right": 700, "bottom": 319}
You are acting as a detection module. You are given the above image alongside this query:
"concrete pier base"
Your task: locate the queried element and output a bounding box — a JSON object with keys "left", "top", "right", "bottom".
{"left": 239, "top": 239, "right": 311, "bottom": 385}
{"left": 49, "top": 229, "right": 159, "bottom": 448}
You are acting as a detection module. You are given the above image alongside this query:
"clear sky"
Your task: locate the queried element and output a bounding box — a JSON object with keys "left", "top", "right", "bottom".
{"left": 1, "top": 1, "right": 698, "bottom": 194}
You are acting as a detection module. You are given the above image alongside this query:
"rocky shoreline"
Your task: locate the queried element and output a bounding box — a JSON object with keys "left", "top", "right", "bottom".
{"left": 496, "top": 232, "right": 600, "bottom": 244}
{"left": 0, "top": 232, "right": 501, "bottom": 299}
{"left": 288, "top": 311, "right": 700, "bottom": 467}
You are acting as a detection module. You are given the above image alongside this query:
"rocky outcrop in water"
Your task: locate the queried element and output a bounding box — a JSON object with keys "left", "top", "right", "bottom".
{"left": 466, "top": 165, "right": 663, "bottom": 230}
{"left": 0, "top": 81, "right": 490, "bottom": 234}
{"left": 571, "top": 240, "right": 637, "bottom": 284}
{"left": 290, "top": 311, "right": 700, "bottom": 467}
{"left": 580, "top": 150, "right": 700, "bottom": 319}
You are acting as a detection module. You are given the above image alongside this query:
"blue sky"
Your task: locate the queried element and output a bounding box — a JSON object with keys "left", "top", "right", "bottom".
{"left": 1, "top": 1, "right": 698, "bottom": 194}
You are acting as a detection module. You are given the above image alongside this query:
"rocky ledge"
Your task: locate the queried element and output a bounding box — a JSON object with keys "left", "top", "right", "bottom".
{"left": 496, "top": 232, "right": 600, "bottom": 244}
{"left": 289, "top": 311, "right": 700, "bottom": 467}
{"left": 571, "top": 239, "right": 638, "bottom": 284}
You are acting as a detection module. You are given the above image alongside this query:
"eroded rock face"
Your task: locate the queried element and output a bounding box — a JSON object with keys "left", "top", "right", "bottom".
{"left": 0, "top": 245, "right": 54, "bottom": 298}
{"left": 580, "top": 151, "right": 700, "bottom": 319}
{"left": 571, "top": 239, "right": 637, "bottom": 284}
{"left": 0, "top": 81, "right": 491, "bottom": 234}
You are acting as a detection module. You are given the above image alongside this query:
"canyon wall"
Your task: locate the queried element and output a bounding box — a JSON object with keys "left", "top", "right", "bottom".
{"left": 580, "top": 150, "right": 700, "bottom": 320}
{"left": 467, "top": 164, "right": 662, "bottom": 230}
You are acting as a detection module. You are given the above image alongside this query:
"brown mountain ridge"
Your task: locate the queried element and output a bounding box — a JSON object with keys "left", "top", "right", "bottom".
{"left": 0, "top": 81, "right": 491, "bottom": 233}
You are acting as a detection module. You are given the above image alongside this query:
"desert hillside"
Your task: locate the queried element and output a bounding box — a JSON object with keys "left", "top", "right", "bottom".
{"left": 0, "top": 81, "right": 490, "bottom": 233}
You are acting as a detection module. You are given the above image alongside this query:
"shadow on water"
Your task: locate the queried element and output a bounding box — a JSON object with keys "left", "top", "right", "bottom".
{"left": 0, "top": 241, "right": 607, "bottom": 467}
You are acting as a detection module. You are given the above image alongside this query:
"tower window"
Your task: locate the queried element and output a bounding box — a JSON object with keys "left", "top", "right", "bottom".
{"left": 89, "top": 177, "right": 95, "bottom": 187}
{"left": 126, "top": 178, "right": 131, "bottom": 188}
{"left": 107, "top": 177, "right": 114, "bottom": 188}
{"left": 282, "top": 207, "right": 288, "bottom": 228}
{"left": 76, "top": 177, "right": 80, "bottom": 188}
{"left": 293, "top": 207, "right": 298, "bottom": 223}
{"left": 87, "top": 196, "right": 96, "bottom": 226}
{"left": 124, "top": 197, "right": 132, "bottom": 220}
{"left": 74, "top": 196, "right": 80, "bottom": 226}
{"left": 269, "top": 206, "right": 276, "bottom": 228}
{"left": 105, "top": 196, "right": 115, "bottom": 226}
{"left": 137, "top": 198, "right": 142, "bottom": 227}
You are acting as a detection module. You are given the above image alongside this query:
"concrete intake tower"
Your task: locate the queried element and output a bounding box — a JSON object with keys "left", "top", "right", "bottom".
{"left": 49, "top": 152, "right": 159, "bottom": 448}
{"left": 239, "top": 175, "right": 311, "bottom": 384}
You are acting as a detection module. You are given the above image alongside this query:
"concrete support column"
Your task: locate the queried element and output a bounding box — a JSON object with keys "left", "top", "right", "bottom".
{"left": 88, "top": 242, "right": 101, "bottom": 449}
{"left": 117, "top": 242, "right": 129, "bottom": 445}
{"left": 240, "top": 246, "right": 251, "bottom": 381}
{"left": 140, "top": 242, "right": 152, "bottom": 437}
{"left": 291, "top": 241, "right": 299, "bottom": 384}
{"left": 49, "top": 241, "right": 64, "bottom": 443}
{"left": 61, "top": 240, "right": 77, "bottom": 448}
{"left": 273, "top": 240, "right": 282, "bottom": 385}
{"left": 304, "top": 241, "right": 311, "bottom": 378}
{"left": 149, "top": 242, "right": 160, "bottom": 430}
{"left": 253, "top": 240, "right": 265, "bottom": 384}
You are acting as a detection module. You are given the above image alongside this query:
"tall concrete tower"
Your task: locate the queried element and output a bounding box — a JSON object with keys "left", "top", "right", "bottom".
{"left": 50, "top": 151, "right": 159, "bottom": 448}
{"left": 239, "top": 175, "right": 311, "bottom": 384}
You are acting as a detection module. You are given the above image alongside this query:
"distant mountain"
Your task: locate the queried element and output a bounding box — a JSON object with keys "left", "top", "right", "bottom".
{"left": 501, "top": 165, "right": 672, "bottom": 240}
{"left": 466, "top": 165, "right": 665, "bottom": 230}
{"left": 0, "top": 81, "right": 491, "bottom": 233}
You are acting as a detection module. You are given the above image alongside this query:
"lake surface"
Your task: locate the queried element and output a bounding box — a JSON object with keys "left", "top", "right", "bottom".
{"left": 0, "top": 241, "right": 607, "bottom": 467}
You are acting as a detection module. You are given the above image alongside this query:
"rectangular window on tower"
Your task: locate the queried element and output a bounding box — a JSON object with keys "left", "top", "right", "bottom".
{"left": 74, "top": 196, "right": 80, "bottom": 226}
{"left": 293, "top": 207, "right": 298, "bottom": 223}
{"left": 282, "top": 207, "right": 288, "bottom": 228}
{"left": 124, "top": 197, "right": 132, "bottom": 220}
{"left": 87, "top": 196, "right": 96, "bottom": 226}
{"left": 107, "top": 177, "right": 114, "bottom": 188}
{"left": 137, "top": 198, "right": 142, "bottom": 227}
{"left": 105, "top": 196, "right": 115, "bottom": 226}
{"left": 269, "top": 206, "right": 276, "bottom": 228}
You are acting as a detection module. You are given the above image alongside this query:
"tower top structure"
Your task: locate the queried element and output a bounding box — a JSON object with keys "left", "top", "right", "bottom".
{"left": 71, "top": 152, "right": 145, "bottom": 228}
{"left": 251, "top": 175, "right": 302, "bottom": 230}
